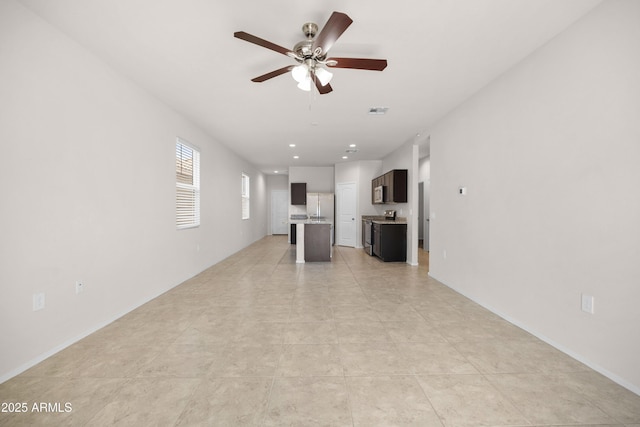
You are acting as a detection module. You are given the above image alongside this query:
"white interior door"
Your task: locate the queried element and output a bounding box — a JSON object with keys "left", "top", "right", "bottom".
{"left": 271, "top": 190, "right": 288, "bottom": 235}
{"left": 336, "top": 182, "right": 357, "bottom": 247}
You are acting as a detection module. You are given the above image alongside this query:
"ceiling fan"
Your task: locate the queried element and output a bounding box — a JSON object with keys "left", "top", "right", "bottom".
{"left": 234, "top": 11, "right": 387, "bottom": 94}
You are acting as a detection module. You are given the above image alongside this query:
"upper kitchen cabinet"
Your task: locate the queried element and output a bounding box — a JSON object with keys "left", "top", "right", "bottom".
{"left": 291, "top": 182, "right": 307, "bottom": 205}
{"left": 384, "top": 169, "right": 408, "bottom": 203}
{"left": 372, "top": 169, "right": 407, "bottom": 204}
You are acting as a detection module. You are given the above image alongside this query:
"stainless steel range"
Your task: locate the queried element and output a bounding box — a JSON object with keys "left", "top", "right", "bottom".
{"left": 383, "top": 209, "right": 396, "bottom": 220}
{"left": 363, "top": 219, "right": 373, "bottom": 255}
{"left": 363, "top": 210, "right": 397, "bottom": 256}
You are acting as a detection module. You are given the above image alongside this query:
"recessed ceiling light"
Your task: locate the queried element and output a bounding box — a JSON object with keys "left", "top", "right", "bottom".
{"left": 349, "top": 144, "right": 357, "bottom": 148}
{"left": 368, "top": 107, "right": 389, "bottom": 115}
{"left": 342, "top": 156, "right": 348, "bottom": 160}
{"left": 293, "top": 155, "right": 299, "bottom": 159}
{"left": 289, "top": 144, "right": 296, "bottom": 147}
{"left": 274, "top": 170, "right": 279, "bottom": 173}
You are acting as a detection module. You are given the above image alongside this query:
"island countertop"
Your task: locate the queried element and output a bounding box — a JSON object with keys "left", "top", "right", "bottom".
{"left": 289, "top": 218, "right": 333, "bottom": 225}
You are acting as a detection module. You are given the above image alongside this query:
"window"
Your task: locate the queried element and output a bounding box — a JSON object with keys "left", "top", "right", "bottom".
{"left": 241, "top": 173, "right": 250, "bottom": 220}
{"left": 176, "top": 139, "right": 200, "bottom": 229}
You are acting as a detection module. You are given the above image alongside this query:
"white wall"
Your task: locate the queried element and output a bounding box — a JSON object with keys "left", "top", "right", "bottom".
{"left": 358, "top": 160, "right": 384, "bottom": 217}
{"left": 419, "top": 158, "right": 431, "bottom": 195}
{"left": 334, "top": 162, "right": 359, "bottom": 185}
{"left": 289, "top": 166, "right": 335, "bottom": 193}
{"left": 335, "top": 161, "right": 383, "bottom": 248}
{"left": 382, "top": 142, "right": 420, "bottom": 265}
{"left": 0, "top": 1, "right": 267, "bottom": 382}
{"left": 288, "top": 166, "right": 335, "bottom": 217}
{"left": 429, "top": 0, "right": 640, "bottom": 393}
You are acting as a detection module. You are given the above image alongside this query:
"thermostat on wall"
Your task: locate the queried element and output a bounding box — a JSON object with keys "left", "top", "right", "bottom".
{"left": 458, "top": 186, "right": 467, "bottom": 196}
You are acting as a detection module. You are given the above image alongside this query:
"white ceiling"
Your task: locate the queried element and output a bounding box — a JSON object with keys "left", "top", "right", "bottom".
{"left": 19, "top": 0, "right": 601, "bottom": 174}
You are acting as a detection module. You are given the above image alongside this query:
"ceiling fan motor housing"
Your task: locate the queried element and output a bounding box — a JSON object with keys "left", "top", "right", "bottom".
{"left": 294, "top": 22, "right": 326, "bottom": 60}
{"left": 293, "top": 39, "right": 314, "bottom": 58}
{"left": 301, "top": 22, "right": 318, "bottom": 39}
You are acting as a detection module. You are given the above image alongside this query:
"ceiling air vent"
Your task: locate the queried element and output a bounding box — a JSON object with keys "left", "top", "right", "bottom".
{"left": 368, "top": 107, "right": 389, "bottom": 115}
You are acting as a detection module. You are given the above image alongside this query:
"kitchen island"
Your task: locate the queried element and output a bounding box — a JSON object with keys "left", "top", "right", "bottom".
{"left": 295, "top": 221, "right": 333, "bottom": 263}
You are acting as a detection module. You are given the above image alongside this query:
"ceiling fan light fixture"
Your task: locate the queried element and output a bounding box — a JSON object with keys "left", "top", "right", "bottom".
{"left": 291, "top": 64, "right": 308, "bottom": 84}
{"left": 292, "top": 64, "right": 312, "bottom": 91}
{"left": 297, "top": 78, "right": 312, "bottom": 91}
{"left": 315, "top": 67, "right": 333, "bottom": 86}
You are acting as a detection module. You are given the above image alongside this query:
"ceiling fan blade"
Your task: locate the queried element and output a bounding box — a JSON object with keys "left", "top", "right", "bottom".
{"left": 326, "top": 57, "right": 388, "bottom": 71}
{"left": 251, "top": 65, "right": 294, "bottom": 82}
{"left": 234, "top": 31, "right": 292, "bottom": 56}
{"left": 314, "top": 77, "right": 333, "bottom": 95}
{"left": 311, "top": 12, "right": 353, "bottom": 56}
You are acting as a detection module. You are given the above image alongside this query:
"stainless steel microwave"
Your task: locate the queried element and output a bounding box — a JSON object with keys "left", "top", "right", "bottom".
{"left": 373, "top": 185, "right": 384, "bottom": 204}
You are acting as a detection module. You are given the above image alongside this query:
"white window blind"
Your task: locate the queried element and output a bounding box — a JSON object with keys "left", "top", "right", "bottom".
{"left": 176, "top": 139, "right": 200, "bottom": 229}
{"left": 241, "top": 173, "right": 250, "bottom": 220}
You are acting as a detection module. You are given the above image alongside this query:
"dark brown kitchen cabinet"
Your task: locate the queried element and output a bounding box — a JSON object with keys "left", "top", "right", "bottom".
{"left": 291, "top": 182, "right": 306, "bottom": 205}
{"left": 372, "top": 222, "right": 407, "bottom": 262}
{"left": 385, "top": 169, "right": 408, "bottom": 203}
{"left": 304, "top": 223, "right": 332, "bottom": 262}
{"left": 371, "top": 169, "right": 407, "bottom": 204}
{"left": 383, "top": 171, "right": 391, "bottom": 188}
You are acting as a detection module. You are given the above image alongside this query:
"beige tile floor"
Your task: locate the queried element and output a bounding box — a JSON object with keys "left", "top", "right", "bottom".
{"left": 1, "top": 235, "right": 639, "bottom": 426}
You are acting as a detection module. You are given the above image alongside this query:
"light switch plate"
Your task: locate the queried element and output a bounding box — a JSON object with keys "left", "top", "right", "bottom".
{"left": 33, "top": 293, "right": 45, "bottom": 311}
{"left": 581, "top": 294, "right": 594, "bottom": 314}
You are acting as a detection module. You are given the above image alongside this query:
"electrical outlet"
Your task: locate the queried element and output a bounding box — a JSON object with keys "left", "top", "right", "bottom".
{"left": 33, "top": 293, "right": 45, "bottom": 311}
{"left": 75, "top": 281, "right": 84, "bottom": 294}
{"left": 443, "top": 249, "right": 447, "bottom": 260}
{"left": 581, "top": 294, "right": 594, "bottom": 314}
